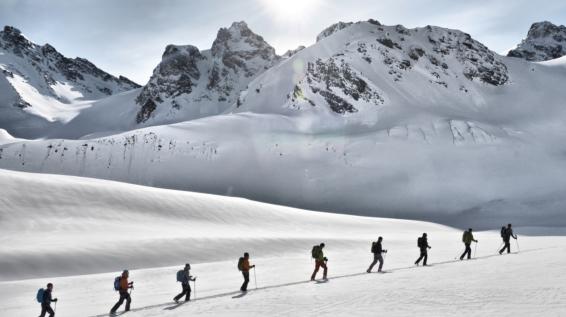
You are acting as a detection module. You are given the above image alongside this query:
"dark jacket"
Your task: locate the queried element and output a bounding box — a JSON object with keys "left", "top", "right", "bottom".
{"left": 372, "top": 242, "right": 383, "bottom": 254}
{"left": 180, "top": 269, "right": 195, "bottom": 284}
{"left": 462, "top": 231, "right": 475, "bottom": 244}
{"left": 42, "top": 289, "right": 54, "bottom": 305}
{"left": 418, "top": 237, "right": 429, "bottom": 250}
{"left": 504, "top": 228, "right": 516, "bottom": 241}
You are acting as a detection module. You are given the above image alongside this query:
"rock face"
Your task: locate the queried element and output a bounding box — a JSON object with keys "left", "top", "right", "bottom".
{"left": 508, "top": 21, "right": 566, "bottom": 61}
{"left": 282, "top": 46, "right": 306, "bottom": 59}
{"left": 0, "top": 25, "right": 140, "bottom": 138}
{"left": 237, "top": 21, "right": 509, "bottom": 117}
{"left": 0, "top": 26, "right": 140, "bottom": 96}
{"left": 316, "top": 22, "right": 354, "bottom": 42}
{"left": 135, "top": 21, "right": 279, "bottom": 124}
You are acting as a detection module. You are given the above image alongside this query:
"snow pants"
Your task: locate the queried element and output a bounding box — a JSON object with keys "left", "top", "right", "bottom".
{"left": 241, "top": 271, "right": 250, "bottom": 291}
{"left": 500, "top": 239, "right": 511, "bottom": 254}
{"left": 368, "top": 253, "right": 384, "bottom": 272}
{"left": 311, "top": 260, "right": 328, "bottom": 280}
{"left": 460, "top": 243, "right": 472, "bottom": 260}
{"left": 174, "top": 282, "right": 192, "bottom": 301}
{"left": 110, "top": 291, "right": 131, "bottom": 313}
{"left": 415, "top": 248, "right": 428, "bottom": 265}
{"left": 39, "top": 303, "right": 55, "bottom": 317}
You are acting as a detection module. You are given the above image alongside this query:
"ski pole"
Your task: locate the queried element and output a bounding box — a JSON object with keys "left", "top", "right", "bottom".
{"left": 253, "top": 267, "right": 257, "bottom": 289}
{"left": 474, "top": 242, "right": 478, "bottom": 258}
{"left": 515, "top": 237, "right": 520, "bottom": 253}
{"left": 54, "top": 301, "right": 57, "bottom": 314}
{"left": 455, "top": 248, "right": 462, "bottom": 260}
{"left": 194, "top": 279, "right": 197, "bottom": 300}
{"left": 496, "top": 242, "right": 503, "bottom": 254}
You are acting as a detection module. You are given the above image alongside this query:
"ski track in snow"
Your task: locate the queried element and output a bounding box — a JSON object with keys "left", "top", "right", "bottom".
{"left": 0, "top": 169, "right": 565, "bottom": 316}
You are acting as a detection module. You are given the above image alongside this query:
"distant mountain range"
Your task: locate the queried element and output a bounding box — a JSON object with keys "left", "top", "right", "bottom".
{"left": 1, "top": 20, "right": 566, "bottom": 227}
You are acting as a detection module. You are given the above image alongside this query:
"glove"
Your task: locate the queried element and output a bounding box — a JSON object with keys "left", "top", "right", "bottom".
{"left": 384, "top": 250, "right": 388, "bottom": 253}
{"left": 324, "top": 257, "right": 328, "bottom": 262}
{"left": 53, "top": 298, "right": 58, "bottom": 302}
{"left": 252, "top": 265, "right": 256, "bottom": 268}
{"left": 428, "top": 246, "right": 432, "bottom": 249}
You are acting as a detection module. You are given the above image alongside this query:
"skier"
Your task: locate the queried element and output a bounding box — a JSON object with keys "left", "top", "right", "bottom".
{"left": 110, "top": 270, "right": 134, "bottom": 314}
{"left": 460, "top": 228, "right": 478, "bottom": 260}
{"left": 174, "top": 263, "right": 196, "bottom": 303}
{"left": 499, "top": 223, "right": 517, "bottom": 254}
{"left": 39, "top": 283, "right": 58, "bottom": 317}
{"left": 367, "top": 236, "right": 387, "bottom": 273}
{"left": 238, "top": 252, "right": 255, "bottom": 292}
{"left": 310, "top": 243, "right": 328, "bottom": 281}
{"left": 415, "top": 233, "right": 431, "bottom": 266}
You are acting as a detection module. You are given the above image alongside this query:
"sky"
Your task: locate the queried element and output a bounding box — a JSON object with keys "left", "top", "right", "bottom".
{"left": 1, "top": 0, "right": 565, "bottom": 85}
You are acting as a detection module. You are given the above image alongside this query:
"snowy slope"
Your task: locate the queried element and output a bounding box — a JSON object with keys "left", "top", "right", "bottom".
{"left": 0, "top": 169, "right": 565, "bottom": 317}
{"left": 0, "top": 26, "right": 139, "bottom": 138}
{"left": 508, "top": 21, "right": 566, "bottom": 61}
{"left": 0, "top": 128, "right": 22, "bottom": 144}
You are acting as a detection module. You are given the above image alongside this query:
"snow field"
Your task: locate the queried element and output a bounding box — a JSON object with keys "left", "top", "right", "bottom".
{"left": 1, "top": 169, "right": 565, "bottom": 316}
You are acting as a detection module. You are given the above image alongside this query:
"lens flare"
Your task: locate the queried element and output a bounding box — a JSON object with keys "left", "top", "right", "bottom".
{"left": 259, "top": 0, "right": 323, "bottom": 22}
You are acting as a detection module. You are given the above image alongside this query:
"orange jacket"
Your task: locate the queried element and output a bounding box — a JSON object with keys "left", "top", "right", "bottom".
{"left": 242, "top": 258, "right": 251, "bottom": 272}
{"left": 120, "top": 277, "right": 130, "bottom": 291}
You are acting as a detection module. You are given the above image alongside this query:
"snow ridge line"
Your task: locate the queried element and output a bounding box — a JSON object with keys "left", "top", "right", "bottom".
{"left": 89, "top": 247, "right": 555, "bottom": 317}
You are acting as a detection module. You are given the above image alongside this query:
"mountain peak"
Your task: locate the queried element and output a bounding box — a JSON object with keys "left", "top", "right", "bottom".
{"left": 316, "top": 21, "right": 354, "bottom": 42}
{"left": 3, "top": 25, "right": 22, "bottom": 36}
{"left": 211, "top": 21, "right": 273, "bottom": 57}
{"left": 508, "top": 21, "right": 566, "bottom": 61}
{"left": 135, "top": 21, "right": 279, "bottom": 125}
{"left": 1, "top": 25, "right": 35, "bottom": 55}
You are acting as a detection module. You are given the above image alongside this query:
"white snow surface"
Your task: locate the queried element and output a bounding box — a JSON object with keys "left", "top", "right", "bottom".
{"left": 0, "top": 169, "right": 565, "bottom": 317}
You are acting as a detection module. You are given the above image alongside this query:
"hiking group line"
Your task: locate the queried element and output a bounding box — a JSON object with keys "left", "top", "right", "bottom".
{"left": 36, "top": 224, "right": 520, "bottom": 317}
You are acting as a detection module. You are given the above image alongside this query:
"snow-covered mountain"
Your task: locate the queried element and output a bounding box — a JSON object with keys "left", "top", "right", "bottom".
{"left": 235, "top": 21, "right": 508, "bottom": 118}
{"left": 47, "top": 21, "right": 280, "bottom": 139}
{"left": 507, "top": 21, "right": 566, "bottom": 61}
{"left": 0, "top": 26, "right": 140, "bottom": 138}
{"left": 1, "top": 20, "right": 566, "bottom": 228}
{"left": 135, "top": 21, "right": 279, "bottom": 125}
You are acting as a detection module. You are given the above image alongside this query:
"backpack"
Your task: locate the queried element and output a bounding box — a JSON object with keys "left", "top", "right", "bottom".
{"left": 113, "top": 276, "right": 121, "bottom": 291}
{"left": 500, "top": 227, "right": 506, "bottom": 238}
{"left": 371, "top": 242, "right": 378, "bottom": 253}
{"left": 176, "top": 270, "right": 185, "bottom": 282}
{"left": 36, "top": 288, "right": 44, "bottom": 303}
{"left": 237, "top": 257, "right": 244, "bottom": 271}
{"left": 417, "top": 237, "right": 422, "bottom": 248}
{"left": 311, "top": 245, "right": 320, "bottom": 259}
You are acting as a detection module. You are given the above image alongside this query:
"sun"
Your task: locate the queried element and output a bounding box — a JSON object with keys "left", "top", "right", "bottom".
{"left": 258, "top": 0, "right": 323, "bottom": 22}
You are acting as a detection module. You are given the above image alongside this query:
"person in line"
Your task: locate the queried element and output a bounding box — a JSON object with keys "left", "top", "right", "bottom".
{"left": 110, "top": 270, "right": 134, "bottom": 314}
{"left": 238, "top": 253, "right": 255, "bottom": 292}
{"left": 415, "top": 233, "right": 431, "bottom": 266}
{"left": 311, "top": 243, "right": 328, "bottom": 281}
{"left": 39, "top": 283, "right": 57, "bottom": 317}
{"left": 174, "top": 263, "right": 196, "bottom": 303}
{"left": 499, "top": 223, "right": 517, "bottom": 254}
{"left": 460, "top": 228, "right": 478, "bottom": 260}
{"left": 367, "top": 236, "right": 387, "bottom": 273}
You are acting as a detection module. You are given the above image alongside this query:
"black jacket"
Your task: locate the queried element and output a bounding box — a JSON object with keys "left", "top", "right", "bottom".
{"left": 42, "top": 289, "right": 55, "bottom": 305}
{"left": 372, "top": 242, "right": 383, "bottom": 254}
{"left": 418, "top": 237, "right": 429, "bottom": 250}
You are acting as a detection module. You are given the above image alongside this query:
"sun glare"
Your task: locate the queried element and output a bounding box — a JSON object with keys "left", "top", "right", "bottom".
{"left": 259, "top": 0, "right": 323, "bottom": 22}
